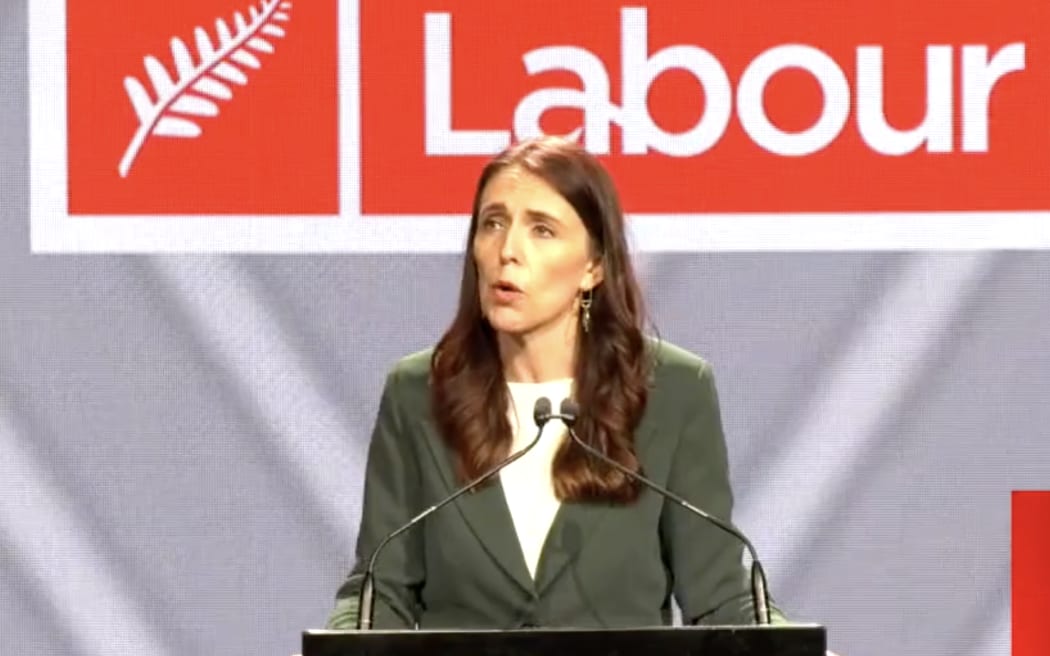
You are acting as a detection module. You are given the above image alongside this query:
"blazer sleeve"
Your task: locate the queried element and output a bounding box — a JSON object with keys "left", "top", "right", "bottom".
{"left": 325, "top": 367, "right": 425, "bottom": 630}
{"left": 658, "top": 360, "right": 788, "bottom": 626}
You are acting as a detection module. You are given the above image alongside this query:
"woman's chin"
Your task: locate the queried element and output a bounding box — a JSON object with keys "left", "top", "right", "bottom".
{"left": 488, "top": 319, "right": 528, "bottom": 336}
{"left": 485, "top": 312, "right": 532, "bottom": 336}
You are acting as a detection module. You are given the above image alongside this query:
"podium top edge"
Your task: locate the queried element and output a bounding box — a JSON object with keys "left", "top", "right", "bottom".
{"left": 303, "top": 624, "right": 825, "bottom": 636}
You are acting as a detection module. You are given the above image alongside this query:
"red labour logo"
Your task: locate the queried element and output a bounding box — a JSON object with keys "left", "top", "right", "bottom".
{"left": 359, "top": 0, "right": 1050, "bottom": 215}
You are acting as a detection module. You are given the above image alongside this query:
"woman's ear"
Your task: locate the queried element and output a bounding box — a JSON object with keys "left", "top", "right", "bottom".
{"left": 584, "top": 258, "right": 605, "bottom": 290}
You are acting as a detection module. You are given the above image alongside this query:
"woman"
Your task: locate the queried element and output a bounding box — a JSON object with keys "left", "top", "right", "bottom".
{"left": 326, "top": 136, "right": 787, "bottom": 630}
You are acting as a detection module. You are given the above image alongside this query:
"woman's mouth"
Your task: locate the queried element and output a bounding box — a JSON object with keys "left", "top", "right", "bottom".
{"left": 491, "top": 280, "right": 523, "bottom": 303}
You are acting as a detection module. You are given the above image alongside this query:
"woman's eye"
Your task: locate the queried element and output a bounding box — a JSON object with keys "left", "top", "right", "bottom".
{"left": 535, "top": 225, "right": 554, "bottom": 237}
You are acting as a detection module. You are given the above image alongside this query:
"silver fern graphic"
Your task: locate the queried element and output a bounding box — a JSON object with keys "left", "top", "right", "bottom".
{"left": 118, "top": 0, "right": 293, "bottom": 177}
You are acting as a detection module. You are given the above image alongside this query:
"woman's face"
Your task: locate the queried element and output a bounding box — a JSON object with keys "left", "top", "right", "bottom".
{"left": 473, "top": 166, "right": 602, "bottom": 339}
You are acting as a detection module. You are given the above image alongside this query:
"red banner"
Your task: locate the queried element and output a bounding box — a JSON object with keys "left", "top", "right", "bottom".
{"left": 1013, "top": 491, "right": 1050, "bottom": 656}
{"left": 37, "top": 1, "right": 1050, "bottom": 250}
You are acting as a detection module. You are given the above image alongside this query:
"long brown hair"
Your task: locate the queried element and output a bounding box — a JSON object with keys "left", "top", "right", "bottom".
{"left": 430, "top": 136, "right": 651, "bottom": 504}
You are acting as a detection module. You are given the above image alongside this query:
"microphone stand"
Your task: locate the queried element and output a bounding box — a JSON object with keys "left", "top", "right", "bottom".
{"left": 555, "top": 399, "right": 772, "bottom": 625}
{"left": 356, "top": 397, "right": 555, "bottom": 629}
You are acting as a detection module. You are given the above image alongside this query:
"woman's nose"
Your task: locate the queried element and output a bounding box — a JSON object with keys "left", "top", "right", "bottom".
{"left": 499, "top": 225, "right": 524, "bottom": 263}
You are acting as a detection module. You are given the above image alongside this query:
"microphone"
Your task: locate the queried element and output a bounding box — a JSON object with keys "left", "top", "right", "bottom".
{"left": 553, "top": 398, "right": 773, "bottom": 626}
{"left": 356, "top": 396, "right": 555, "bottom": 630}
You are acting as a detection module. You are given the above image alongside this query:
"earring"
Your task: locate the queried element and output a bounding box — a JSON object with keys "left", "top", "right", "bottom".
{"left": 580, "top": 288, "right": 593, "bottom": 333}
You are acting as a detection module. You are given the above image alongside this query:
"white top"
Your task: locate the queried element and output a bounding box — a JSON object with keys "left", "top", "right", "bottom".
{"left": 501, "top": 378, "right": 574, "bottom": 580}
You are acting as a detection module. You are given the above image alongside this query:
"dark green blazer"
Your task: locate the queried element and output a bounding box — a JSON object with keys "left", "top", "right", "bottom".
{"left": 326, "top": 339, "right": 782, "bottom": 630}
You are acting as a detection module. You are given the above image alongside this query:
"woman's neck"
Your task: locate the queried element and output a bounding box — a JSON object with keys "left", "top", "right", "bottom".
{"left": 497, "top": 322, "right": 578, "bottom": 383}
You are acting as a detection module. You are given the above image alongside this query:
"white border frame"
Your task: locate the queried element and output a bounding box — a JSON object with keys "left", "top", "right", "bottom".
{"left": 29, "top": 1, "right": 1050, "bottom": 253}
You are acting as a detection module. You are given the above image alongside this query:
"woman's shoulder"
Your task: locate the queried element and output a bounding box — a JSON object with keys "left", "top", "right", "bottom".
{"left": 641, "top": 338, "right": 723, "bottom": 431}
{"left": 385, "top": 347, "right": 435, "bottom": 388}
{"left": 644, "top": 335, "right": 714, "bottom": 383}
{"left": 373, "top": 347, "right": 435, "bottom": 413}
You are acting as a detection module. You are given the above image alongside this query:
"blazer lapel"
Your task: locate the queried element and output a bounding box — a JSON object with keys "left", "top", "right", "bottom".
{"left": 532, "top": 498, "right": 608, "bottom": 596}
{"left": 533, "top": 418, "right": 661, "bottom": 596}
{"left": 416, "top": 419, "right": 535, "bottom": 595}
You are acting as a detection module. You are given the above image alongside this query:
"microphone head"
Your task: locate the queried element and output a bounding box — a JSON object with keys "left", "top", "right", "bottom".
{"left": 559, "top": 398, "right": 580, "bottom": 425}
{"left": 533, "top": 396, "right": 553, "bottom": 426}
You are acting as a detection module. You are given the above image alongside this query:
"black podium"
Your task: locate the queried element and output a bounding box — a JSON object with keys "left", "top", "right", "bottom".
{"left": 303, "top": 625, "right": 826, "bottom": 656}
